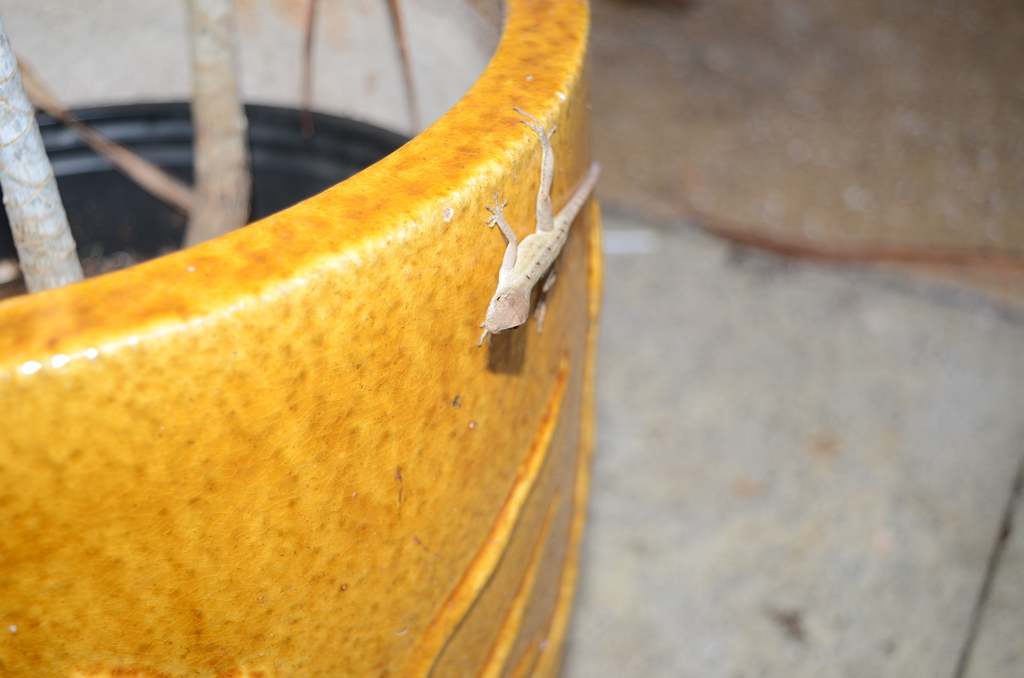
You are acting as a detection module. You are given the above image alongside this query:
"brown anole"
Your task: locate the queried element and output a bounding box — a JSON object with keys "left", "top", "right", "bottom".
{"left": 479, "top": 108, "right": 600, "bottom": 345}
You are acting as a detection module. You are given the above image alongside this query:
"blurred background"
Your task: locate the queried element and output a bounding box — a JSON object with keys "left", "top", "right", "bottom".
{"left": 563, "top": 1, "right": 1024, "bottom": 676}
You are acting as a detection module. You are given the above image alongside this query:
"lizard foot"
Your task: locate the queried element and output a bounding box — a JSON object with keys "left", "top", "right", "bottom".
{"left": 513, "top": 107, "right": 556, "bottom": 141}
{"left": 485, "top": 191, "right": 508, "bottom": 227}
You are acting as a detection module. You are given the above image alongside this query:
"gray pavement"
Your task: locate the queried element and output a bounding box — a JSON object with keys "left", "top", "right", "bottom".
{"left": 562, "top": 212, "right": 1024, "bottom": 678}
{"left": 964, "top": 485, "right": 1024, "bottom": 678}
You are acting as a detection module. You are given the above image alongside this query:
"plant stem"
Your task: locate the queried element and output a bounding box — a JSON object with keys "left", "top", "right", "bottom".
{"left": 183, "top": 0, "right": 251, "bottom": 248}
{"left": 0, "top": 16, "right": 83, "bottom": 292}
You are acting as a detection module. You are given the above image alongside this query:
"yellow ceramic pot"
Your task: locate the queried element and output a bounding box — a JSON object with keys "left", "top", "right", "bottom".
{"left": 0, "top": 0, "right": 600, "bottom": 676}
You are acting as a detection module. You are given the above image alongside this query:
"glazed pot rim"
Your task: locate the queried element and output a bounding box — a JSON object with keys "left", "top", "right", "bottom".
{"left": 0, "top": 0, "right": 593, "bottom": 374}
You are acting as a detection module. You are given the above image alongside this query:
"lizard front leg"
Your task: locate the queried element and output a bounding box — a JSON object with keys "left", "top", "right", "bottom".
{"left": 485, "top": 192, "right": 518, "bottom": 281}
{"left": 479, "top": 192, "right": 521, "bottom": 346}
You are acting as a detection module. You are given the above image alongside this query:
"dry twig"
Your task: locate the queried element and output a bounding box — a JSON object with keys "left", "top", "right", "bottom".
{"left": 18, "top": 59, "right": 195, "bottom": 214}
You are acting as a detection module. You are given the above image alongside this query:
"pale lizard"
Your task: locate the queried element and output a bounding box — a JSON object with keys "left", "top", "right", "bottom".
{"left": 478, "top": 108, "right": 601, "bottom": 346}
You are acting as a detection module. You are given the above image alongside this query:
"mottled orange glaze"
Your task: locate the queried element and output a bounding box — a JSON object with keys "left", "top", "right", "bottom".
{"left": 0, "top": 1, "right": 600, "bottom": 677}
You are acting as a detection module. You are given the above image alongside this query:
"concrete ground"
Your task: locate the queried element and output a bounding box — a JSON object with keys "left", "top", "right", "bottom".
{"left": 562, "top": 1, "right": 1024, "bottom": 677}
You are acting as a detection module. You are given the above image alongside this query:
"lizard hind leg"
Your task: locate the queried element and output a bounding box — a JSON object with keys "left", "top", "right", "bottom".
{"left": 512, "top": 107, "right": 556, "bottom": 232}
{"left": 534, "top": 268, "right": 558, "bottom": 334}
{"left": 512, "top": 107, "right": 553, "bottom": 138}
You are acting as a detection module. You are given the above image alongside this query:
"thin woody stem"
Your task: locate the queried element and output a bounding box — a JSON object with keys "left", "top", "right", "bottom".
{"left": 0, "top": 17, "right": 83, "bottom": 292}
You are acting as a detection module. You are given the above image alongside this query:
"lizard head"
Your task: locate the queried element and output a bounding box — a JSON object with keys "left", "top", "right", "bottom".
{"left": 484, "top": 288, "right": 531, "bottom": 335}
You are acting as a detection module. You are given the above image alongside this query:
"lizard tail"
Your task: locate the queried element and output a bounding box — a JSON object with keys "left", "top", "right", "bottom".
{"left": 553, "top": 162, "right": 601, "bottom": 232}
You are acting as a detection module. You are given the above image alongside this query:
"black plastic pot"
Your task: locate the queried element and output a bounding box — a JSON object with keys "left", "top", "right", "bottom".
{"left": 0, "top": 103, "right": 408, "bottom": 265}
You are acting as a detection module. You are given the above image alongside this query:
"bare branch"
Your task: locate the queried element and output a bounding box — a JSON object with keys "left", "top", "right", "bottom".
{"left": 0, "top": 16, "right": 82, "bottom": 292}
{"left": 19, "top": 59, "right": 195, "bottom": 214}
{"left": 300, "top": 0, "right": 320, "bottom": 138}
{"left": 385, "top": 0, "right": 420, "bottom": 132}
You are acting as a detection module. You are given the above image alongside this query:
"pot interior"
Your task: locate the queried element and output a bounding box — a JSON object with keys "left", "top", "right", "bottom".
{"left": 0, "top": 103, "right": 408, "bottom": 277}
